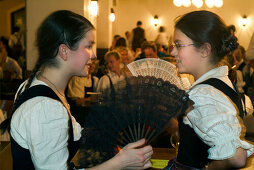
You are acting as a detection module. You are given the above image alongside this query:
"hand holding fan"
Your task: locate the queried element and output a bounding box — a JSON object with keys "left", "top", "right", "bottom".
{"left": 77, "top": 74, "right": 194, "bottom": 168}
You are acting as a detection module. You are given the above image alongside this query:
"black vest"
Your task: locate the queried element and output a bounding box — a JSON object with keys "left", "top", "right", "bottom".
{"left": 177, "top": 78, "right": 244, "bottom": 169}
{"left": 10, "top": 85, "right": 79, "bottom": 170}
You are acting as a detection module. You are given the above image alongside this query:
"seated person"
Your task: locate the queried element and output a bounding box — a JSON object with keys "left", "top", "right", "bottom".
{"left": 115, "top": 46, "right": 133, "bottom": 76}
{"left": 142, "top": 41, "right": 159, "bottom": 59}
{"left": 96, "top": 51, "right": 126, "bottom": 97}
{"left": 67, "top": 60, "right": 99, "bottom": 106}
{"left": 0, "top": 37, "right": 22, "bottom": 80}
{"left": 135, "top": 41, "right": 159, "bottom": 61}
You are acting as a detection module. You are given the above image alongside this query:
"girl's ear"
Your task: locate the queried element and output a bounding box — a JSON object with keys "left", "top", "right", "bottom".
{"left": 200, "top": 42, "right": 212, "bottom": 58}
{"left": 58, "top": 44, "right": 69, "bottom": 61}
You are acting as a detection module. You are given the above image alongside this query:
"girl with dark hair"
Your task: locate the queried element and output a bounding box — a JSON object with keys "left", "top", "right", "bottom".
{"left": 164, "top": 10, "right": 254, "bottom": 170}
{"left": 1, "top": 10, "right": 152, "bottom": 170}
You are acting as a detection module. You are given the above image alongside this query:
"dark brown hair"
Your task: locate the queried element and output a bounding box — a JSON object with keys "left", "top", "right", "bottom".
{"left": 175, "top": 10, "right": 238, "bottom": 64}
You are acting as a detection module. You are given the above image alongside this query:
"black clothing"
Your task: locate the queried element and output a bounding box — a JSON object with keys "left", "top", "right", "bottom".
{"left": 176, "top": 78, "right": 244, "bottom": 169}
{"left": 132, "top": 27, "right": 145, "bottom": 52}
{"left": 10, "top": 85, "right": 79, "bottom": 170}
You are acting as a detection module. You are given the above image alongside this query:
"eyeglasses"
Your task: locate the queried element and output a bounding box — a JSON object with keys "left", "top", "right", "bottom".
{"left": 171, "top": 43, "right": 194, "bottom": 50}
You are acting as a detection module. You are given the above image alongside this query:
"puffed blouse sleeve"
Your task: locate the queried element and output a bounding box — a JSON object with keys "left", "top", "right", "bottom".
{"left": 11, "top": 97, "right": 70, "bottom": 170}
{"left": 184, "top": 85, "right": 254, "bottom": 160}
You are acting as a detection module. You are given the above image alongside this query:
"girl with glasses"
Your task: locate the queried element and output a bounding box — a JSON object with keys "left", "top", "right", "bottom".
{"left": 165, "top": 10, "right": 254, "bottom": 170}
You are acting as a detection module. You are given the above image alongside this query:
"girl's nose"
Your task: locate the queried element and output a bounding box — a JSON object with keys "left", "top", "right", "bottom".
{"left": 91, "top": 50, "right": 97, "bottom": 59}
{"left": 170, "top": 45, "right": 178, "bottom": 57}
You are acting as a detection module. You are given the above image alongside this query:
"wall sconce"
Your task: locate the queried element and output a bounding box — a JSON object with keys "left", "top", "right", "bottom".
{"left": 89, "top": 0, "right": 98, "bottom": 17}
{"left": 153, "top": 15, "right": 159, "bottom": 26}
{"left": 241, "top": 15, "right": 248, "bottom": 27}
{"left": 109, "top": 8, "right": 115, "bottom": 22}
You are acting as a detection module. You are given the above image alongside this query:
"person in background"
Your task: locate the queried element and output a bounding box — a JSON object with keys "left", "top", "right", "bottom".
{"left": 125, "top": 31, "right": 132, "bottom": 49}
{"left": 245, "top": 32, "right": 254, "bottom": 106}
{"left": 131, "top": 21, "right": 146, "bottom": 53}
{"left": 231, "top": 46, "right": 246, "bottom": 98}
{"left": 0, "top": 37, "right": 22, "bottom": 80}
{"left": 109, "top": 34, "right": 120, "bottom": 51}
{"left": 155, "top": 26, "right": 169, "bottom": 57}
{"left": 115, "top": 46, "right": 133, "bottom": 76}
{"left": 8, "top": 26, "right": 25, "bottom": 61}
{"left": 142, "top": 41, "right": 159, "bottom": 59}
{"left": 67, "top": 59, "right": 99, "bottom": 106}
{"left": 0, "top": 10, "right": 152, "bottom": 170}
{"left": 164, "top": 10, "right": 254, "bottom": 170}
{"left": 96, "top": 51, "right": 126, "bottom": 96}
{"left": 115, "top": 37, "right": 127, "bottom": 48}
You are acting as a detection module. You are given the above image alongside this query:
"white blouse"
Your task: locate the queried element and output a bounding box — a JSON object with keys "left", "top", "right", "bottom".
{"left": 96, "top": 71, "right": 126, "bottom": 93}
{"left": 183, "top": 66, "right": 254, "bottom": 160}
{"left": 10, "top": 78, "right": 82, "bottom": 170}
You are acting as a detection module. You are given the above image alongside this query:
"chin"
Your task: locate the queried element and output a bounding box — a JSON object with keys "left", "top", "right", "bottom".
{"left": 176, "top": 67, "right": 185, "bottom": 74}
{"left": 78, "top": 70, "right": 88, "bottom": 77}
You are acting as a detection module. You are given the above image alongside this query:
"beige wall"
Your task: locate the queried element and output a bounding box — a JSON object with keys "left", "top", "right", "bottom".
{"left": 0, "top": 0, "right": 25, "bottom": 37}
{"left": 114, "top": 0, "right": 254, "bottom": 49}
{"left": 3, "top": 0, "right": 254, "bottom": 70}
{"left": 26, "top": 0, "right": 85, "bottom": 70}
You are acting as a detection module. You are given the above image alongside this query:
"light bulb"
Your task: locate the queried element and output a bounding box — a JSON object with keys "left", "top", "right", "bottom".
{"left": 183, "top": 0, "right": 191, "bottom": 7}
{"left": 109, "top": 13, "right": 115, "bottom": 22}
{"left": 89, "top": 0, "right": 98, "bottom": 16}
{"left": 192, "top": 0, "right": 203, "bottom": 8}
{"left": 214, "top": 0, "right": 223, "bottom": 8}
{"left": 173, "top": 0, "right": 183, "bottom": 7}
{"left": 205, "top": 0, "right": 214, "bottom": 8}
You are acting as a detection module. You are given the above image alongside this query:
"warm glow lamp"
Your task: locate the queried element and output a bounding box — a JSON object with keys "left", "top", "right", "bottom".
{"left": 192, "top": 0, "right": 203, "bottom": 8}
{"left": 109, "top": 8, "right": 115, "bottom": 22}
{"left": 205, "top": 0, "right": 214, "bottom": 8}
{"left": 154, "top": 15, "right": 159, "bottom": 26}
{"left": 89, "top": 0, "right": 98, "bottom": 17}
{"left": 183, "top": 0, "right": 191, "bottom": 7}
{"left": 214, "top": 0, "right": 223, "bottom": 8}
{"left": 241, "top": 15, "right": 248, "bottom": 27}
{"left": 173, "top": 0, "right": 183, "bottom": 7}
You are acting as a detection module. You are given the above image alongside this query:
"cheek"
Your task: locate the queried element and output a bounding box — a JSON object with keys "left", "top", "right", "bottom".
{"left": 74, "top": 52, "right": 90, "bottom": 68}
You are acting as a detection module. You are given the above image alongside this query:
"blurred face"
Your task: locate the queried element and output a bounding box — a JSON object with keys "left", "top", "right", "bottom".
{"left": 170, "top": 29, "right": 202, "bottom": 77}
{"left": 144, "top": 48, "right": 157, "bottom": 58}
{"left": 120, "top": 50, "right": 129, "bottom": 64}
{"left": 69, "top": 30, "right": 96, "bottom": 77}
{"left": 88, "top": 60, "right": 96, "bottom": 74}
{"left": 107, "top": 55, "right": 121, "bottom": 73}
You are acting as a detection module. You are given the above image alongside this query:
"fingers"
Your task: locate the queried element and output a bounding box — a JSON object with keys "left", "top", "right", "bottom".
{"left": 124, "top": 160, "right": 152, "bottom": 170}
{"left": 143, "top": 146, "right": 153, "bottom": 160}
{"left": 124, "top": 138, "right": 146, "bottom": 149}
{"left": 143, "top": 160, "right": 152, "bottom": 169}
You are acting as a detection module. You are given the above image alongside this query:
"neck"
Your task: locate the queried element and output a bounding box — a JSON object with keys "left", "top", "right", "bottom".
{"left": 193, "top": 64, "right": 217, "bottom": 81}
{"left": 38, "top": 68, "right": 69, "bottom": 95}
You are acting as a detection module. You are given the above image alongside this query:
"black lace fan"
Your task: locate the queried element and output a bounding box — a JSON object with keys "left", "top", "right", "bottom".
{"left": 77, "top": 75, "right": 194, "bottom": 168}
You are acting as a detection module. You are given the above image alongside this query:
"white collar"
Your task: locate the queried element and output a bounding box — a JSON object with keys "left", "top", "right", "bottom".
{"left": 190, "top": 66, "right": 228, "bottom": 89}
